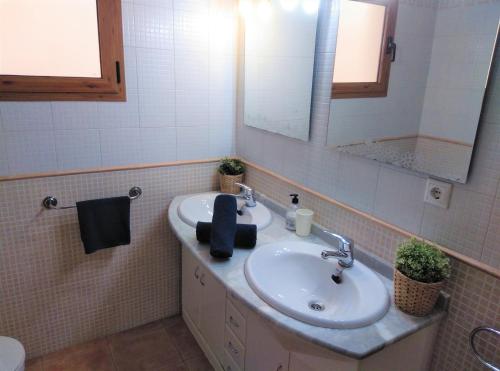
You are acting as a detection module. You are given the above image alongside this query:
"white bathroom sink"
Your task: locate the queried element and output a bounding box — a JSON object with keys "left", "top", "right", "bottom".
{"left": 178, "top": 193, "right": 272, "bottom": 230}
{"left": 245, "top": 241, "right": 390, "bottom": 329}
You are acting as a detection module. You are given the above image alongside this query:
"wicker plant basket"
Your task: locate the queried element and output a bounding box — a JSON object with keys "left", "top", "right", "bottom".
{"left": 219, "top": 173, "right": 244, "bottom": 194}
{"left": 393, "top": 269, "right": 443, "bottom": 316}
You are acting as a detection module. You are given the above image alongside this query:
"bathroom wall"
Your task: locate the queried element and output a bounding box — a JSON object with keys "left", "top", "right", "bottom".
{"left": 237, "top": 0, "right": 500, "bottom": 269}
{"left": 0, "top": 0, "right": 236, "bottom": 359}
{"left": 0, "top": 0, "right": 237, "bottom": 177}
{"left": 0, "top": 162, "right": 219, "bottom": 357}
{"left": 236, "top": 1, "right": 500, "bottom": 370}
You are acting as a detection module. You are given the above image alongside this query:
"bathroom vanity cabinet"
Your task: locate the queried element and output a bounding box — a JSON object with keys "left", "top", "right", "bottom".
{"left": 181, "top": 247, "right": 439, "bottom": 371}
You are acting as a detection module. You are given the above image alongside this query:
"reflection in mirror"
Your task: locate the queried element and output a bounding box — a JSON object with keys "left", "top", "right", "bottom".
{"left": 243, "top": 0, "right": 319, "bottom": 141}
{"left": 0, "top": 0, "right": 101, "bottom": 78}
{"left": 327, "top": 0, "right": 500, "bottom": 183}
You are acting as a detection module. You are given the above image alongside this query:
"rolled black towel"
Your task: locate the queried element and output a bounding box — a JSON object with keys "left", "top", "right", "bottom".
{"left": 210, "top": 194, "right": 237, "bottom": 258}
{"left": 197, "top": 222, "right": 257, "bottom": 248}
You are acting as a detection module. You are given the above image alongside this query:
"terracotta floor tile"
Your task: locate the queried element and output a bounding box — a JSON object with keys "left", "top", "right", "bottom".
{"left": 110, "top": 321, "right": 183, "bottom": 371}
{"left": 42, "top": 339, "right": 114, "bottom": 371}
{"left": 25, "top": 357, "right": 44, "bottom": 371}
{"left": 185, "top": 356, "right": 214, "bottom": 371}
{"left": 163, "top": 316, "right": 205, "bottom": 361}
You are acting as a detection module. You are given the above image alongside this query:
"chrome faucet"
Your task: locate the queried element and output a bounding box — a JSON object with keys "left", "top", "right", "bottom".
{"left": 235, "top": 183, "right": 256, "bottom": 207}
{"left": 321, "top": 230, "right": 354, "bottom": 283}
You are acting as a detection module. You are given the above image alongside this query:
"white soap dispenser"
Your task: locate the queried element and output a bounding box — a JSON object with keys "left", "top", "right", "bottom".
{"left": 286, "top": 194, "right": 300, "bottom": 231}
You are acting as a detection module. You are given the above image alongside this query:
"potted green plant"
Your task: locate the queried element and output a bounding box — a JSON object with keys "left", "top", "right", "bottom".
{"left": 218, "top": 158, "right": 246, "bottom": 194}
{"left": 394, "top": 238, "right": 450, "bottom": 316}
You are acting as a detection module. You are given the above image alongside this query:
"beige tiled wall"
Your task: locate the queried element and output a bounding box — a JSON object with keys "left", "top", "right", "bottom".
{"left": 244, "top": 164, "right": 500, "bottom": 371}
{"left": 0, "top": 162, "right": 218, "bottom": 358}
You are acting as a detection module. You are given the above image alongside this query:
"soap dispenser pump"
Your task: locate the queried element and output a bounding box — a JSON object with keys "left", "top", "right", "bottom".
{"left": 286, "top": 194, "right": 300, "bottom": 231}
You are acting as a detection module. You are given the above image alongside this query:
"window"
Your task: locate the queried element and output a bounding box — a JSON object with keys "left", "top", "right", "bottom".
{"left": 331, "top": 0, "right": 397, "bottom": 99}
{"left": 0, "top": 0, "right": 126, "bottom": 101}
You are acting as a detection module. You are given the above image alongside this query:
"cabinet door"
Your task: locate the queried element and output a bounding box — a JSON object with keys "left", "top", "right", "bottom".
{"left": 199, "top": 268, "right": 227, "bottom": 363}
{"left": 245, "top": 312, "right": 290, "bottom": 371}
{"left": 182, "top": 247, "right": 202, "bottom": 327}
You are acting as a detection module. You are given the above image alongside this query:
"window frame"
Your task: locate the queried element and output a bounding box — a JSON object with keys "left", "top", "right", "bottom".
{"left": 0, "top": 0, "right": 126, "bottom": 101}
{"left": 331, "top": 0, "right": 398, "bottom": 99}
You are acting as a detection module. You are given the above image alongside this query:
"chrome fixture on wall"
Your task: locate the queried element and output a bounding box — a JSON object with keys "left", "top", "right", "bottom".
{"left": 42, "top": 186, "right": 142, "bottom": 210}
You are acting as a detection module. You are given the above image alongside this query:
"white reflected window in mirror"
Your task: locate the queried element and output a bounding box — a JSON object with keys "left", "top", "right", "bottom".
{"left": 0, "top": 0, "right": 126, "bottom": 101}
{"left": 332, "top": 0, "right": 398, "bottom": 99}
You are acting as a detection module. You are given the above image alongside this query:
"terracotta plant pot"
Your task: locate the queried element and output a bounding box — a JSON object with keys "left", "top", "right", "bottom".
{"left": 393, "top": 269, "right": 444, "bottom": 316}
{"left": 219, "top": 173, "right": 244, "bottom": 195}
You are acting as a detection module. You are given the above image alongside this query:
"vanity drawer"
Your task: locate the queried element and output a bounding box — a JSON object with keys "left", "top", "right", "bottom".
{"left": 226, "top": 299, "right": 246, "bottom": 343}
{"left": 221, "top": 349, "right": 242, "bottom": 371}
{"left": 225, "top": 326, "right": 245, "bottom": 370}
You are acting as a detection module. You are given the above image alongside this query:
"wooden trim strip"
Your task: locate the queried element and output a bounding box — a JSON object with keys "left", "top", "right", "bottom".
{"left": 243, "top": 158, "right": 500, "bottom": 279}
{"left": 0, "top": 158, "right": 221, "bottom": 182}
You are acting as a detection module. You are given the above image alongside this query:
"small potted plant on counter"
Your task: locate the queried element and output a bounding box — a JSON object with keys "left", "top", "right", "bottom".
{"left": 218, "top": 158, "right": 246, "bottom": 195}
{"left": 394, "top": 238, "right": 450, "bottom": 316}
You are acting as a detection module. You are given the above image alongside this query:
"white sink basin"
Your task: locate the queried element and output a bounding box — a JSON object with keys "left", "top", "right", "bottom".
{"left": 178, "top": 193, "right": 272, "bottom": 230}
{"left": 245, "top": 241, "right": 390, "bottom": 329}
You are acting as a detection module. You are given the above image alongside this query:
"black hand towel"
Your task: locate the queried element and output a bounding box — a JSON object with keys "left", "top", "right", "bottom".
{"left": 76, "top": 196, "right": 131, "bottom": 254}
{"left": 196, "top": 222, "right": 257, "bottom": 248}
{"left": 210, "top": 194, "right": 237, "bottom": 258}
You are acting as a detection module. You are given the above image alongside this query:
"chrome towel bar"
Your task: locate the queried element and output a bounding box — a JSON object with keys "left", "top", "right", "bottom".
{"left": 42, "top": 186, "right": 142, "bottom": 210}
{"left": 470, "top": 326, "right": 500, "bottom": 371}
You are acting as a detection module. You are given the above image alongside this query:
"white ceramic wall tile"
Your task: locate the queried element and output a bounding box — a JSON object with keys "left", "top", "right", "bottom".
{"left": 177, "top": 126, "right": 210, "bottom": 159}
{"left": 135, "top": 0, "right": 173, "bottom": 8}
{"left": 174, "top": 51, "right": 209, "bottom": 91}
{"left": 55, "top": 130, "right": 101, "bottom": 170}
{"left": 420, "top": 188, "right": 494, "bottom": 259}
{"left": 51, "top": 102, "right": 99, "bottom": 130}
{"left": 121, "top": 2, "right": 136, "bottom": 47}
{"left": 173, "top": 3, "right": 209, "bottom": 52}
{"left": 140, "top": 127, "right": 177, "bottom": 162}
{"left": 334, "top": 154, "right": 380, "bottom": 213}
{"left": 175, "top": 90, "right": 209, "bottom": 126}
{"left": 0, "top": 134, "right": 9, "bottom": 176}
{"left": 209, "top": 124, "right": 233, "bottom": 157}
{"left": 138, "top": 88, "right": 176, "bottom": 127}
{"left": 209, "top": 54, "right": 237, "bottom": 92}
{"left": 95, "top": 90, "right": 140, "bottom": 129}
{"left": 134, "top": 4, "right": 174, "bottom": 49}
{"left": 373, "top": 167, "right": 426, "bottom": 234}
{"left": 4, "top": 131, "right": 57, "bottom": 173}
{"left": 483, "top": 189, "right": 500, "bottom": 268}
{"left": 0, "top": 103, "right": 53, "bottom": 131}
{"left": 136, "top": 48, "right": 175, "bottom": 91}
{"left": 124, "top": 47, "right": 139, "bottom": 90}
{"left": 100, "top": 128, "right": 143, "bottom": 166}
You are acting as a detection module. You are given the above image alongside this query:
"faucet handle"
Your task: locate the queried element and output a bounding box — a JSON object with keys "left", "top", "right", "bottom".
{"left": 322, "top": 230, "right": 353, "bottom": 252}
{"left": 235, "top": 182, "right": 251, "bottom": 191}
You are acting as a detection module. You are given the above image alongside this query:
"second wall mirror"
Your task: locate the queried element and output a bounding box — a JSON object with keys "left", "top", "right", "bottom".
{"left": 327, "top": 0, "right": 499, "bottom": 183}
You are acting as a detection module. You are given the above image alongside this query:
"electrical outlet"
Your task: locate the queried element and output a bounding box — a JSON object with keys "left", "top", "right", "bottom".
{"left": 424, "top": 178, "right": 452, "bottom": 209}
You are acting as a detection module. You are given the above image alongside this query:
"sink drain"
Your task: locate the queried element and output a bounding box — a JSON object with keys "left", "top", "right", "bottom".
{"left": 309, "top": 301, "right": 325, "bottom": 311}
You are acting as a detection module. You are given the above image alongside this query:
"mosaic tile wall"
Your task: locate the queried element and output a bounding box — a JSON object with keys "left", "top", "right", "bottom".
{"left": 244, "top": 165, "right": 500, "bottom": 371}
{"left": 0, "top": 162, "right": 218, "bottom": 358}
{"left": 0, "top": 0, "right": 237, "bottom": 176}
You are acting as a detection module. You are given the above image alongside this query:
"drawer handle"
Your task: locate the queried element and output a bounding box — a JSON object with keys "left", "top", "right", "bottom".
{"left": 194, "top": 266, "right": 200, "bottom": 279}
{"left": 228, "top": 341, "right": 239, "bottom": 355}
{"left": 229, "top": 316, "right": 240, "bottom": 328}
{"left": 200, "top": 273, "right": 206, "bottom": 286}
{"left": 277, "top": 364, "right": 283, "bottom": 371}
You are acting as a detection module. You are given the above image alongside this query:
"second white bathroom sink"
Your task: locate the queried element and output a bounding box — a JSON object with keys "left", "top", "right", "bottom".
{"left": 245, "top": 241, "right": 390, "bottom": 329}
{"left": 178, "top": 192, "right": 272, "bottom": 230}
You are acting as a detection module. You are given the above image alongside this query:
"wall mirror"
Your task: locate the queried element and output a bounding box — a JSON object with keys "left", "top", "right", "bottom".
{"left": 0, "top": 0, "right": 126, "bottom": 101}
{"left": 242, "top": 0, "right": 320, "bottom": 141}
{"left": 327, "top": 0, "right": 500, "bottom": 183}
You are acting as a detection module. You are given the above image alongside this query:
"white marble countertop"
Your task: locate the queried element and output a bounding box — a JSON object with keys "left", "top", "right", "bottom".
{"left": 168, "top": 192, "right": 445, "bottom": 360}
